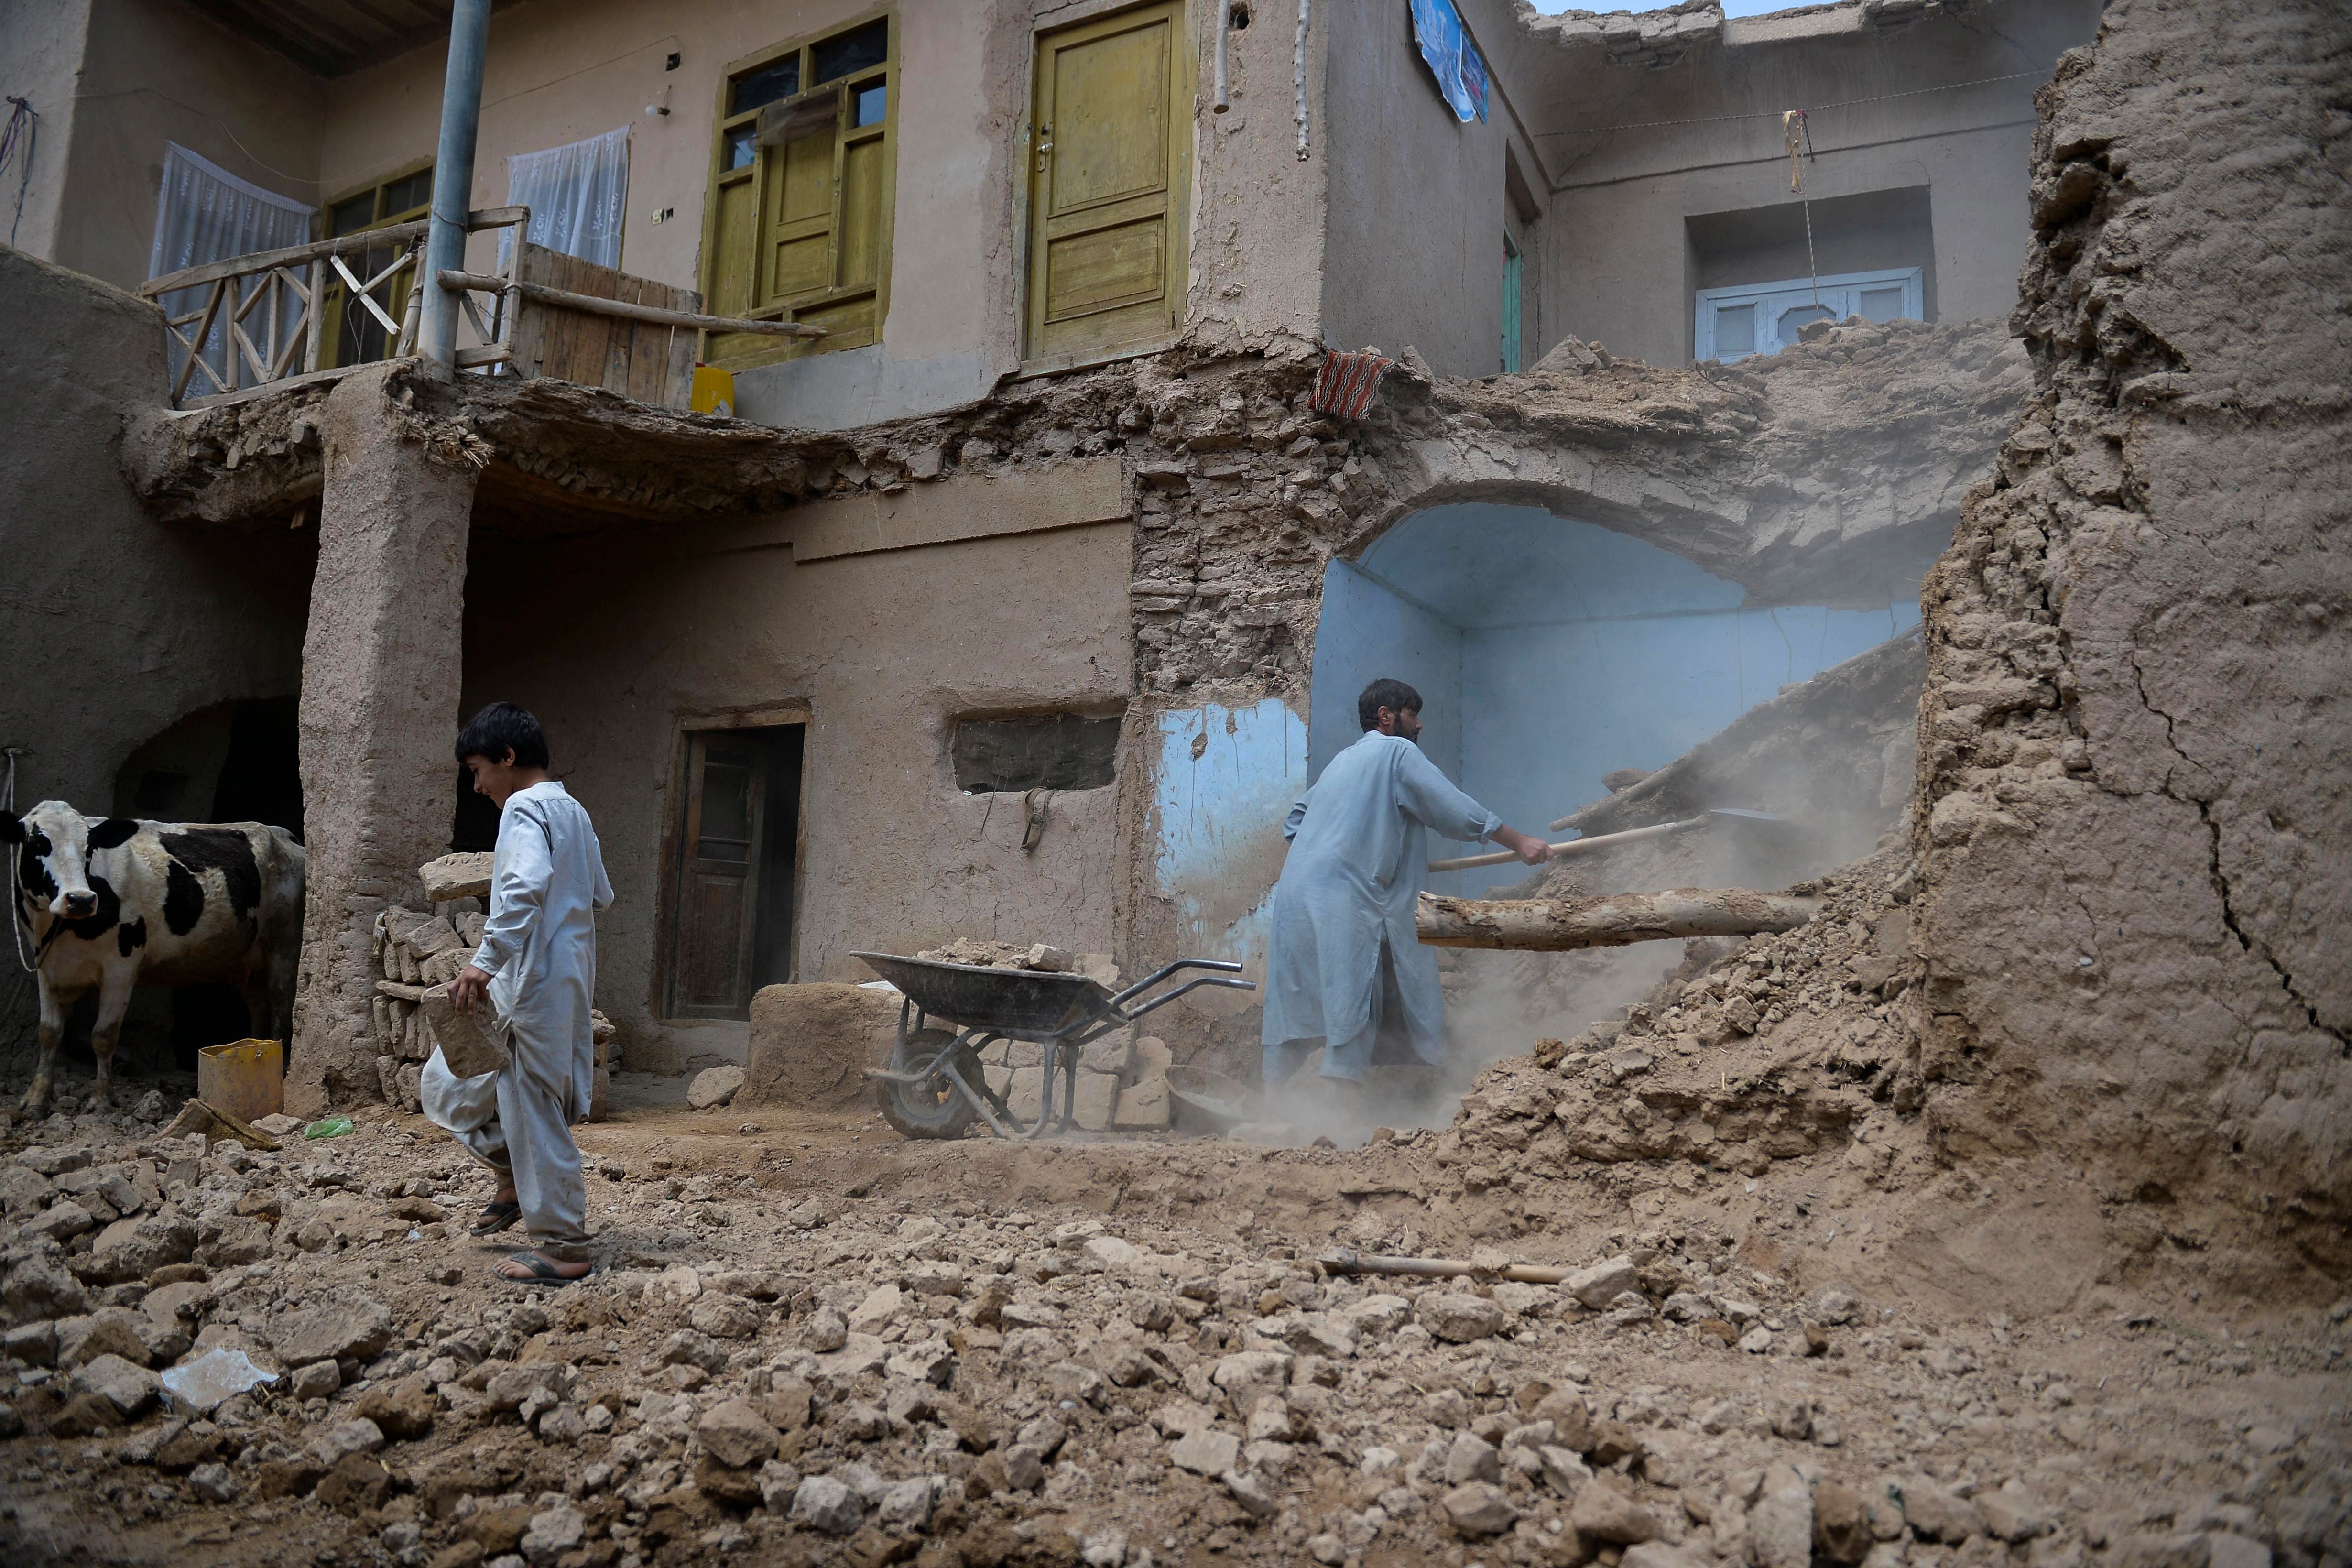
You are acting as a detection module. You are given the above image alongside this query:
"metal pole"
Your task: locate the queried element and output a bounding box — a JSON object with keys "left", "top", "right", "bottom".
{"left": 418, "top": 0, "right": 492, "bottom": 377}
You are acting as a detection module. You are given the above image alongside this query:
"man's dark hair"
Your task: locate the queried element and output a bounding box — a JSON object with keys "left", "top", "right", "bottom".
{"left": 1358, "top": 678, "right": 1422, "bottom": 731}
{"left": 455, "top": 702, "right": 549, "bottom": 769}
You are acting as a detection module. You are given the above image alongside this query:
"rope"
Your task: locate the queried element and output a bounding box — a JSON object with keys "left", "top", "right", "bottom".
{"left": 4, "top": 748, "right": 36, "bottom": 977}
{"left": 1534, "top": 69, "right": 2044, "bottom": 139}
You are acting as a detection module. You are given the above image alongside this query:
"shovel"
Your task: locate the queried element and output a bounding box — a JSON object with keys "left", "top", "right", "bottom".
{"left": 1426, "top": 806, "right": 1792, "bottom": 874}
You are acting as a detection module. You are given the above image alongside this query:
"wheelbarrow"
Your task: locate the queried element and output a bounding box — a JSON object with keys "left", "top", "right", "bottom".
{"left": 852, "top": 951, "right": 1255, "bottom": 1140}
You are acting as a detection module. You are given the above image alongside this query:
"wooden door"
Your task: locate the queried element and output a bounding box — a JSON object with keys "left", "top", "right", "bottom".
{"left": 1025, "top": 1, "right": 1192, "bottom": 363}
{"left": 668, "top": 733, "right": 768, "bottom": 1019}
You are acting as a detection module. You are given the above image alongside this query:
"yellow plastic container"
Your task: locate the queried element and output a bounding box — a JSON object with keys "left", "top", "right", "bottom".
{"left": 197, "top": 1039, "right": 283, "bottom": 1124}
{"left": 690, "top": 364, "right": 736, "bottom": 418}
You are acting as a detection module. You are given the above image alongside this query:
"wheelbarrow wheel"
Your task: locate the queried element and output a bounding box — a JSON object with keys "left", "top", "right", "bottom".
{"left": 876, "top": 1029, "right": 980, "bottom": 1140}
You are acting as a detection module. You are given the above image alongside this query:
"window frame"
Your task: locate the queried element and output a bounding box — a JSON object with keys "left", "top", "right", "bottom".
{"left": 698, "top": 9, "right": 898, "bottom": 374}
{"left": 316, "top": 157, "right": 436, "bottom": 370}
{"left": 1694, "top": 266, "right": 1924, "bottom": 364}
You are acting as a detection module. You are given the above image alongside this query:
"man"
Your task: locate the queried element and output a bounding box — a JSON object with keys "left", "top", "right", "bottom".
{"left": 1261, "top": 678, "right": 1551, "bottom": 1108}
{"left": 422, "top": 702, "right": 614, "bottom": 1285}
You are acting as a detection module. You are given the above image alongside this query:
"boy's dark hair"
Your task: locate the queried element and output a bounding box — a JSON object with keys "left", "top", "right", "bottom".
{"left": 1357, "top": 677, "right": 1422, "bottom": 731}
{"left": 455, "top": 703, "right": 550, "bottom": 769}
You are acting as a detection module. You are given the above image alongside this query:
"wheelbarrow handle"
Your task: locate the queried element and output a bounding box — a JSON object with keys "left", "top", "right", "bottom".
{"left": 1108, "top": 957, "right": 1244, "bottom": 1010}
{"left": 1119, "top": 973, "right": 1256, "bottom": 1020}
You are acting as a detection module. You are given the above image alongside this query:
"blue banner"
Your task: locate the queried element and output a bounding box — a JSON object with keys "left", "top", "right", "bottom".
{"left": 1409, "top": 0, "right": 1490, "bottom": 124}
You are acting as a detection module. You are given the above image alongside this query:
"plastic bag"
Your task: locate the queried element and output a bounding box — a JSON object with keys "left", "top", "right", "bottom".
{"left": 302, "top": 1115, "right": 354, "bottom": 1139}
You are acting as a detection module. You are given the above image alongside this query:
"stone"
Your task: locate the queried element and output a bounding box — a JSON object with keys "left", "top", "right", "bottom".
{"left": 762, "top": 1376, "right": 815, "bottom": 1431}
{"left": 1565, "top": 1255, "right": 1641, "bottom": 1308}
{"left": 906, "top": 1262, "right": 965, "bottom": 1297}
{"left": 1533, "top": 1388, "right": 1593, "bottom": 1450}
{"left": 142, "top": 1278, "right": 211, "bottom": 1331}
{"left": 87, "top": 1214, "right": 196, "bottom": 1281}
{"left": 1446, "top": 1432, "right": 1502, "bottom": 1484}
{"left": 316, "top": 1453, "right": 393, "bottom": 1514}
{"left": 1210, "top": 1350, "right": 1293, "bottom": 1393}
{"left": 1538, "top": 1446, "right": 1594, "bottom": 1496}
{"left": 356, "top": 1373, "right": 437, "bottom": 1439}
{"left": 1747, "top": 1465, "right": 1815, "bottom": 1568}
{"left": 699, "top": 1398, "right": 782, "bottom": 1469}
{"left": 1815, "top": 1479, "right": 1873, "bottom": 1565}
{"left": 849, "top": 1282, "right": 904, "bottom": 1334}
{"left": 270, "top": 1292, "right": 393, "bottom": 1367}
{"left": 1421, "top": 1292, "right": 1508, "bottom": 1342}
{"left": 2, "top": 1247, "right": 90, "bottom": 1325}
{"left": 2115, "top": 1537, "right": 2214, "bottom": 1568}
{"left": 1575, "top": 1484, "right": 1664, "bottom": 1545}
{"left": 1980, "top": 1480, "right": 2052, "bottom": 1542}
{"left": 1770, "top": 1398, "right": 1813, "bottom": 1440}
{"left": 57, "top": 1309, "right": 151, "bottom": 1367}
{"left": 688, "top": 1293, "right": 763, "bottom": 1339}
{"left": 794, "top": 1474, "right": 866, "bottom": 1535}
{"left": 1623, "top": 1546, "right": 1710, "bottom": 1568}
{"left": 73, "top": 1352, "right": 161, "bottom": 1416}
{"left": 1113, "top": 1075, "right": 1172, "bottom": 1130}
{"left": 1002, "top": 1444, "right": 1047, "bottom": 1491}
{"left": 187, "top": 1461, "right": 238, "bottom": 1503}
{"left": 420, "top": 852, "right": 494, "bottom": 901}
{"left": 758, "top": 1459, "right": 804, "bottom": 1513}
{"left": 310, "top": 1416, "right": 387, "bottom": 1465}
{"left": 2204, "top": 1535, "right": 2271, "bottom": 1568}
{"left": 536, "top": 1403, "right": 585, "bottom": 1445}
{"left": 28, "top": 1199, "right": 96, "bottom": 1240}
{"left": 197, "top": 1215, "right": 271, "bottom": 1268}
{"left": 486, "top": 1363, "right": 569, "bottom": 1410}
{"left": 291, "top": 1359, "right": 343, "bottom": 1400}
{"left": 887, "top": 1339, "right": 956, "bottom": 1386}
{"left": 0, "top": 1165, "right": 55, "bottom": 1214}
{"left": 1443, "top": 1482, "right": 1519, "bottom": 1537}
{"left": 1898, "top": 1475, "right": 1984, "bottom": 1543}
{"left": 877, "top": 1477, "right": 934, "bottom": 1533}
{"left": 519, "top": 1504, "right": 585, "bottom": 1567}
{"left": 1223, "top": 1469, "right": 1280, "bottom": 1520}
{"left": 1170, "top": 1427, "right": 1241, "bottom": 1474}
{"left": 686, "top": 1065, "right": 745, "bottom": 1110}
{"left": 3, "top": 1320, "right": 55, "bottom": 1365}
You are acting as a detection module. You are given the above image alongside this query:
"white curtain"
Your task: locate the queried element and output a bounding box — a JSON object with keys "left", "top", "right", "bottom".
{"left": 148, "top": 143, "right": 316, "bottom": 392}
{"left": 501, "top": 126, "right": 630, "bottom": 270}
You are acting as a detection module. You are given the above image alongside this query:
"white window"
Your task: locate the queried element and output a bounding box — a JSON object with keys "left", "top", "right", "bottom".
{"left": 500, "top": 126, "right": 631, "bottom": 270}
{"left": 147, "top": 143, "right": 316, "bottom": 390}
{"left": 1695, "top": 266, "right": 1923, "bottom": 364}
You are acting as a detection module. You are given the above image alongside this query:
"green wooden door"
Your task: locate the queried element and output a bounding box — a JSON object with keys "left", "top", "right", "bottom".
{"left": 1026, "top": 2, "right": 1192, "bottom": 362}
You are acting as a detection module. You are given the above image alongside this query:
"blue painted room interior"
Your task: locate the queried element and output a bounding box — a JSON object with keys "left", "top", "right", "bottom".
{"left": 1306, "top": 503, "right": 1923, "bottom": 893}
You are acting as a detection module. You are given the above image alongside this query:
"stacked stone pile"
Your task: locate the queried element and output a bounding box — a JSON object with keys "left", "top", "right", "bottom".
{"left": 368, "top": 853, "right": 613, "bottom": 1117}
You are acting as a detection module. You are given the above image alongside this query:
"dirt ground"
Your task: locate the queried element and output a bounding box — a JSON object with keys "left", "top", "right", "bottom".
{"left": 0, "top": 1047, "right": 2345, "bottom": 1568}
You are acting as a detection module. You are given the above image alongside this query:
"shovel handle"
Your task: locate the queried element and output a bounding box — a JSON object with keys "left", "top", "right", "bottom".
{"left": 1427, "top": 816, "right": 1700, "bottom": 874}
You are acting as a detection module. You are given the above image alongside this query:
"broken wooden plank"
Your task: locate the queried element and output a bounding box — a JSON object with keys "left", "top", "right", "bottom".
{"left": 1415, "top": 887, "right": 1823, "bottom": 950}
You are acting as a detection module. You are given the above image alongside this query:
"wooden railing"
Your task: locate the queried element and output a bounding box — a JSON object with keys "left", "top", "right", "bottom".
{"left": 139, "top": 206, "right": 529, "bottom": 408}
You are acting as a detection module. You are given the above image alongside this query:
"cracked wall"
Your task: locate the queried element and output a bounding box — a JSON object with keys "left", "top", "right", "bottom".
{"left": 1910, "top": 0, "right": 2352, "bottom": 1246}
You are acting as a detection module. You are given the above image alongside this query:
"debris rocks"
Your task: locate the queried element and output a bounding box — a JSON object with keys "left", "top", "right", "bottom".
{"left": 686, "top": 1065, "right": 746, "bottom": 1110}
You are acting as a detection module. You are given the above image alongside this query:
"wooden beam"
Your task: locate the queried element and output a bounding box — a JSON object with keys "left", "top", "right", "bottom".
{"left": 436, "top": 271, "right": 828, "bottom": 338}
{"left": 1415, "top": 888, "right": 1824, "bottom": 951}
{"left": 142, "top": 209, "right": 522, "bottom": 298}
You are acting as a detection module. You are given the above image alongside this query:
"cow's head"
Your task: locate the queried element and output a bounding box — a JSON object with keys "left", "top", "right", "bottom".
{"left": 3, "top": 801, "right": 112, "bottom": 922}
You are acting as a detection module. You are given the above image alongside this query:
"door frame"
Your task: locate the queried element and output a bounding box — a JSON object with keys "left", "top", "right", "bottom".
{"left": 1693, "top": 265, "right": 1924, "bottom": 363}
{"left": 1014, "top": 0, "right": 1197, "bottom": 376}
{"left": 652, "top": 707, "right": 811, "bottom": 1020}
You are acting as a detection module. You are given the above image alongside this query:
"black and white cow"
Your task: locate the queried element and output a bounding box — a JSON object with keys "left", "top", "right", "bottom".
{"left": 3, "top": 801, "right": 305, "bottom": 1116}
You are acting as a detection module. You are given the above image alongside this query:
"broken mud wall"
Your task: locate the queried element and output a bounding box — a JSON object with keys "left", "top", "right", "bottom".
{"left": 1518, "top": 0, "right": 2102, "bottom": 367}
{"left": 1910, "top": 0, "right": 2352, "bottom": 1252}
{"left": 0, "top": 247, "right": 315, "bottom": 1067}
{"left": 457, "top": 479, "right": 1137, "bottom": 1076}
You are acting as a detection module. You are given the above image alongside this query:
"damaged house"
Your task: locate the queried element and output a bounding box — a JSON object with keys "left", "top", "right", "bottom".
{"left": 11, "top": 0, "right": 2310, "bottom": 1188}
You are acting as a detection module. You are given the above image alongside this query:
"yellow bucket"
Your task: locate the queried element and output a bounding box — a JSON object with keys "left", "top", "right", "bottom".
{"left": 197, "top": 1039, "right": 283, "bottom": 1124}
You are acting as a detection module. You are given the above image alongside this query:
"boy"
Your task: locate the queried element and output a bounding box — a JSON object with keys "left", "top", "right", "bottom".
{"left": 422, "top": 702, "right": 614, "bottom": 1284}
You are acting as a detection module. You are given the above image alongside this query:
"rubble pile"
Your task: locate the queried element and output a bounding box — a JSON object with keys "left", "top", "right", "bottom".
{"left": 0, "top": 1104, "right": 2343, "bottom": 1568}
{"left": 1440, "top": 844, "right": 1930, "bottom": 1209}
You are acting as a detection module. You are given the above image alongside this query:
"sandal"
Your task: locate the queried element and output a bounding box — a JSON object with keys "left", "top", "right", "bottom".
{"left": 468, "top": 1200, "right": 522, "bottom": 1236}
{"left": 496, "top": 1252, "right": 588, "bottom": 1287}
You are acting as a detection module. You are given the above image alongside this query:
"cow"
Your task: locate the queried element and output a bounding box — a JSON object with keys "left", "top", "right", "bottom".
{"left": 3, "top": 801, "right": 304, "bottom": 1117}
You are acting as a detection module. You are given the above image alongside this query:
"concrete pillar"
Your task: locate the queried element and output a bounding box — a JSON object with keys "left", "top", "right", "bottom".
{"left": 287, "top": 365, "right": 478, "bottom": 1115}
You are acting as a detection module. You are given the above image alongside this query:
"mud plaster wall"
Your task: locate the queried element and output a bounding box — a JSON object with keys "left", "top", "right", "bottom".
{"left": 1911, "top": 0, "right": 2352, "bottom": 1237}
{"left": 457, "top": 503, "right": 1136, "bottom": 1076}
{"left": 0, "top": 248, "right": 314, "bottom": 1064}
